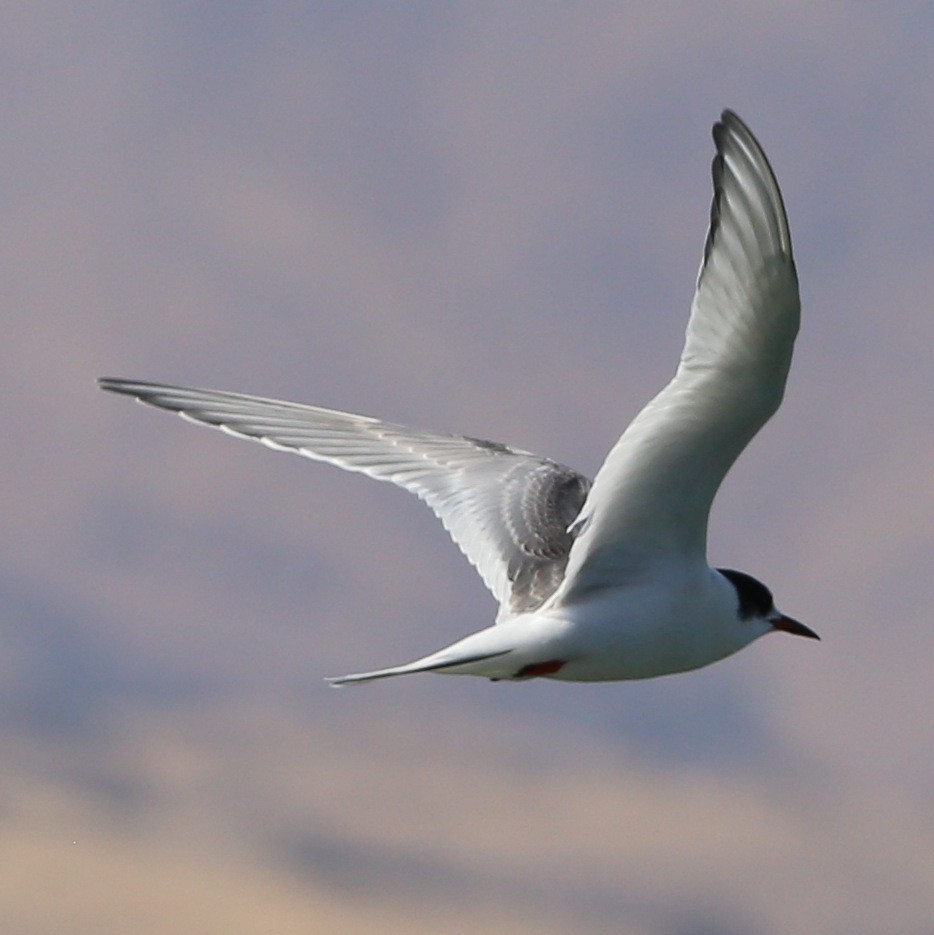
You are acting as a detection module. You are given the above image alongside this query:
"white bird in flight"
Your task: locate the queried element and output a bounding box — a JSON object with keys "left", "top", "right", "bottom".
{"left": 100, "top": 110, "right": 819, "bottom": 686}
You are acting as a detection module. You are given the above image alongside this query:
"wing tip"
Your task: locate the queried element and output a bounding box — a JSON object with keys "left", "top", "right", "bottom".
{"left": 702, "top": 108, "right": 795, "bottom": 277}
{"left": 98, "top": 376, "right": 127, "bottom": 392}
{"left": 98, "top": 376, "right": 165, "bottom": 400}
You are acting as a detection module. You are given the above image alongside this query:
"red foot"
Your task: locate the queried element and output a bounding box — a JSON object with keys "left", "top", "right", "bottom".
{"left": 514, "top": 659, "right": 567, "bottom": 679}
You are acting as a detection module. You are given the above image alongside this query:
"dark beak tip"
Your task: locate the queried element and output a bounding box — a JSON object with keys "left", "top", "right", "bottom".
{"left": 773, "top": 616, "right": 820, "bottom": 641}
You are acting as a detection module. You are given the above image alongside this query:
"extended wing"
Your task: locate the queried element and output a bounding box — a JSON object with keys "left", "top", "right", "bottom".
{"left": 560, "top": 110, "right": 799, "bottom": 599}
{"left": 98, "top": 379, "right": 590, "bottom": 620}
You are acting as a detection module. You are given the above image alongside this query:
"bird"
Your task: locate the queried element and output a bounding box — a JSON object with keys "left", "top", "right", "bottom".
{"left": 99, "top": 109, "right": 819, "bottom": 687}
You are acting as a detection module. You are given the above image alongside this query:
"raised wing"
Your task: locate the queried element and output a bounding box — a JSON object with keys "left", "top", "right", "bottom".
{"left": 98, "top": 379, "right": 590, "bottom": 620}
{"left": 560, "top": 110, "right": 800, "bottom": 599}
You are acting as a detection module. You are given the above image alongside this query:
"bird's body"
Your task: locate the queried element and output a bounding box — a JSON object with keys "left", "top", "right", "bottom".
{"left": 342, "top": 562, "right": 765, "bottom": 684}
{"left": 100, "top": 110, "right": 819, "bottom": 686}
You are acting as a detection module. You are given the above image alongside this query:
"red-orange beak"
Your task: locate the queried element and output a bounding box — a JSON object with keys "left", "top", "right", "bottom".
{"left": 771, "top": 615, "right": 820, "bottom": 640}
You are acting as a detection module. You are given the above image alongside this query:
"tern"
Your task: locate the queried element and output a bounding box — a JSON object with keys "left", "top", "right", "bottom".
{"left": 100, "top": 110, "right": 819, "bottom": 686}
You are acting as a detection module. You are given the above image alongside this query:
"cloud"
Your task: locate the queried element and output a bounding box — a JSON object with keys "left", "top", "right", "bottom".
{"left": 4, "top": 701, "right": 933, "bottom": 933}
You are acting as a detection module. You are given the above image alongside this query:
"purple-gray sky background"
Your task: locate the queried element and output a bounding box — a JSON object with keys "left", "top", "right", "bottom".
{"left": 3, "top": 4, "right": 933, "bottom": 932}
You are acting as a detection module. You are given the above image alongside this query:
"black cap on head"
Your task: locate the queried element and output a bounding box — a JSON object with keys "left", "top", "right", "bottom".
{"left": 717, "top": 568, "right": 773, "bottom": 620}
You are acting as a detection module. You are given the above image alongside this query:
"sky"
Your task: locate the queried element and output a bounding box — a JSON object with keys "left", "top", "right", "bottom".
{"left": 3, "top": 3, "right": 934, "bottom": 933}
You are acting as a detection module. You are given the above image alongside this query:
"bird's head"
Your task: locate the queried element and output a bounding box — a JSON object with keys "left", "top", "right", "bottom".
{"left": 717, "top": 568, "right": 819, "bottom": 641}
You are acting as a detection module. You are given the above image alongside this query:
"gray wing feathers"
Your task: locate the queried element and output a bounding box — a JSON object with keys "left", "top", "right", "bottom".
{"left": 500, "top": 463, "right": 591, "bottom": 614}
{"left": 560, "top": 111, "right": 799, "bottom": 598}
{"left": 685, "top": 110, "right": 797, "bottom": 380}
{"left": 98, "top": 379, "right": 590, "bottom": 619}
